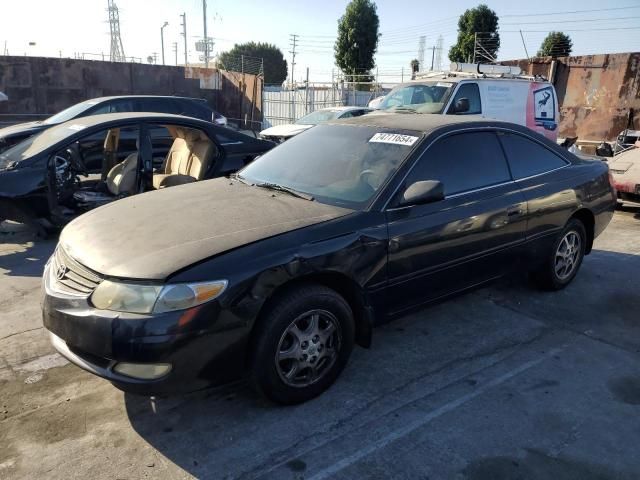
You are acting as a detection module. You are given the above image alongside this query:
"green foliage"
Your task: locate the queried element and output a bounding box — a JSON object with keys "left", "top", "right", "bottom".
{"left": 218, "top": 42, "right": 287, "bottom": 84}
{"left": 334, "top": 0, "right": 380, "bottom": 82}
{"left": 410, "top": 58, "right": 420, "bottom": 73}
{"left": 449, "top": 4, "right": 500, "bottom": 63}
{"left": 537, "top": 31, "right": 573, "bottom": 58}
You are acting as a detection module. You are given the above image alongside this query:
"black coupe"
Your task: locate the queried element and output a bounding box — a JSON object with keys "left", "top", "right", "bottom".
{"left": 42, "top": 114, "right": 616, "bottom": 404}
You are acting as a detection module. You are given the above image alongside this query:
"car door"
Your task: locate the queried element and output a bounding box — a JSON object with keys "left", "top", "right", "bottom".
{"left": 446, "top": 82, "right": 482, "bottom": 115}
{"left": 496, "top": 130, "right": 574, "bottom": 246}
{"left": 384, "top": 129, "right": 527, "bottom": 315}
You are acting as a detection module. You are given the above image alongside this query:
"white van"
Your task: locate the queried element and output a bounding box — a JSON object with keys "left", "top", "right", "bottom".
{"left": 377, "top": 63, "right": 560, "bottom": 142}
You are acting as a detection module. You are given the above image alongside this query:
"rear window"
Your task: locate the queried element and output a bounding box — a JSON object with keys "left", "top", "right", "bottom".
{"left": 498, "top": 132, "right": 568, "bottom": 179}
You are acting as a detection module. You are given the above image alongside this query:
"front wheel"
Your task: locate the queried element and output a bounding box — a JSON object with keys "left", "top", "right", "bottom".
{"left": 251, "top": 284, "right": 355, "bottom": 404}
{"left": 532, "top": 218, "right": 586, "bottom": 290}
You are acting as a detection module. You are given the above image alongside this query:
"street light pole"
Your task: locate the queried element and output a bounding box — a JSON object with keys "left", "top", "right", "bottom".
{"left": 160, "top": 21, "right": 169, "bottom": 65}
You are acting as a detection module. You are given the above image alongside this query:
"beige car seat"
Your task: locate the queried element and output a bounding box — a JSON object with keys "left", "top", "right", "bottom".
{"left": 106, "top": 152, "right": 138, "bottom": 195}
{"left": 153, "top": 128, "right": 216, "bottom": 189}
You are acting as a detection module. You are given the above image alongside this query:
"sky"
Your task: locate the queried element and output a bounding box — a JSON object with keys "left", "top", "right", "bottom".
{"left": 1, "top": 0, "right": 639, "bottom": 83}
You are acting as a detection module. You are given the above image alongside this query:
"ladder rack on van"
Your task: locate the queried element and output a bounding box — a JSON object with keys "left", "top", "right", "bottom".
{"left": 414, "top": 63, "right": 548, "bottom": 82}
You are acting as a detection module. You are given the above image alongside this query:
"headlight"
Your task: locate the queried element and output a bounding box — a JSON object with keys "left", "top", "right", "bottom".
{"left": 91, "top": 280, "right": 227, "bottom": 314}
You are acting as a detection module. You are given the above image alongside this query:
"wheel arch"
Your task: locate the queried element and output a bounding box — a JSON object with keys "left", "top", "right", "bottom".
{"left": 570, "top": 208, "right": 595, "bottom": 254}
{"left": 248, "top": 271, "right": 374, "bottom": 358}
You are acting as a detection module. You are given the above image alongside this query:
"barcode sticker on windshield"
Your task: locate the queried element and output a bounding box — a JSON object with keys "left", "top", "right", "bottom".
{"left": 369, "top": 133, "right": 419, "bottom": 146}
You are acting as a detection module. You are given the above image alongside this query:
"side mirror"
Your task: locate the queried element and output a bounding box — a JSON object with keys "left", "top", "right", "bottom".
{"left": 454, "top": 97, "right": 470, "bottom": 114}
{"left": 399, "top": 180, "right": 444, "bottom": 206}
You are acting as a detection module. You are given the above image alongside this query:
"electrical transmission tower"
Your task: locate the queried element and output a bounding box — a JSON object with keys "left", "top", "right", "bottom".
{"left": 435, "top": 35, "right": 443, "bottom": 71}
{"left": 417, "top": 36, "right": 426, "bottom": 71}
{"left": 107, "top": 0, "right": 126, "bottom": 62}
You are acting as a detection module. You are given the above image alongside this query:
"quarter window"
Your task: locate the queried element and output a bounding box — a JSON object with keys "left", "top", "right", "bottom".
{"left": 448, "top": 83, "right": 482, "bottom": 114}
{"left": 498, "top": 132, "right": 568, "bottom": 179}
{"left": 405, "top": 132, "right": 510, "bottom": 197}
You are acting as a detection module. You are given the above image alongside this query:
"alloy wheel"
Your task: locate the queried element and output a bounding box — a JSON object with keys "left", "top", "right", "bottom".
{"left": 555, "top": 231, "right": 582, "bottom": 280}
{"left": 275, "top": 309, "right": 342, "bottom": 388}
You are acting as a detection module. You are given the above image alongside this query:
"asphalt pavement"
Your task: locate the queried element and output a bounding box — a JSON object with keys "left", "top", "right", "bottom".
{"left": 0, "top": 208, "right": 639, "bottom": 480}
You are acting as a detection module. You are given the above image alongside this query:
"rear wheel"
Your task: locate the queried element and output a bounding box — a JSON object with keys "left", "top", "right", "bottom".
{"left": 251, "top": 284, "right": 354, "bottom": 404}
{"left": 533, "top": 218, "right": 586, "bottom": 290}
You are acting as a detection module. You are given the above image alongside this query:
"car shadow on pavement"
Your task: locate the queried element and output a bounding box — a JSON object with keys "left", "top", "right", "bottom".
{"left": 0, "top": 222, "right": 57, "bottom": 277}
{"left": 121, "top": 246, "right": 640, "bottom": 479}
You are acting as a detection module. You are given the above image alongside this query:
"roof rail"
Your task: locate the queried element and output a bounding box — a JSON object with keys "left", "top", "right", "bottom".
{"left": 413, "top": 62, "right": 548, "bottom": 82}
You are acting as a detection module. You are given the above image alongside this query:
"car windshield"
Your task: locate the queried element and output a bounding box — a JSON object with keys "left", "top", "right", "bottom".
{"left": 239, "top": 124, "right": 421, "bottom": 209}
{"left": 295, "top": 110, "right": 343, "bottom": 125}
{"left": 378, "top": 81, "right": 454, "bottom": 114}
{"left": 43, "top": 100, "right": 99, "bottom": 125}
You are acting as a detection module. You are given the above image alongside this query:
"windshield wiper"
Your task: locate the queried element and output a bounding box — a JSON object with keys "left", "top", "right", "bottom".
{"left": 254, "top": 181, "right": 314, "bottom": 201}
{"left": 390, "top": 106, "right": 418, "bottom": 114}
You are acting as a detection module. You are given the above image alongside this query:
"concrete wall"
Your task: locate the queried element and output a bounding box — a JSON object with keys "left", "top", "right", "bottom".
{"left": 505, "top": 52, "right": 640, "bottom": 141}
{"left": 0, "top": 56, "right": 262, "bottom": 126}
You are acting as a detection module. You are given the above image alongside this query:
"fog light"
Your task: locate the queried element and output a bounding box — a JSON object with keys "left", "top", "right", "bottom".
{"left": 113, "top": 362, "right": 172, "bottom": 380}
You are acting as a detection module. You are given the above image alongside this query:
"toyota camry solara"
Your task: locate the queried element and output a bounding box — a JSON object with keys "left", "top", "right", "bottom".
{"left": 42, "top": 115, "right": 616, "bottom": 404}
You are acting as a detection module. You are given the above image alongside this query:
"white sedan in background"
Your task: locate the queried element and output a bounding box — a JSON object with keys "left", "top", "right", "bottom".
{"left": 259, "top": 106, "right": 372, "bottom": 142}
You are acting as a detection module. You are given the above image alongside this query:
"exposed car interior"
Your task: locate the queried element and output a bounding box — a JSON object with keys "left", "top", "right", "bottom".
{"left": 152, "top": 127, "right": 217, "bottom": 189}
{"left": 52, "top": 125, "right": 218, "bottom": 216}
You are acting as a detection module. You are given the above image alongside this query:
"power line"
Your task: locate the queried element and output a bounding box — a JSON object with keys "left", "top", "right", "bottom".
{"left": 502, "top": 15, "right": 640, "bottom": 25}
{"left": 501, "top": 5, "right": 640, "bottom": 17}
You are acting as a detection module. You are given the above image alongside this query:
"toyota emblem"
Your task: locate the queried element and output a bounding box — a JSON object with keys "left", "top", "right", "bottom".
{"left": 56, "top": 263, "right": 68, "bottom": 280}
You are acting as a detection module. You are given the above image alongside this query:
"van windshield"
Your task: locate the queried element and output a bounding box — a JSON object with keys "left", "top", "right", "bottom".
{"left": 379, "top": 81, "right": 454, "bottom": 114}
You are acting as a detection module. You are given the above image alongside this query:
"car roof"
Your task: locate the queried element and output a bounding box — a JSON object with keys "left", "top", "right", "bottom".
{"left": 86, "top": 95, "right": 207, "bottom": 103}
{"left": 329, "top": 112, "right": 497, "bottom": 134}
{"left": 318, "top": 106, "right": 370, "bottom": 112}
{"left": 53, "top": 112, "right": 211, "bottom": 128}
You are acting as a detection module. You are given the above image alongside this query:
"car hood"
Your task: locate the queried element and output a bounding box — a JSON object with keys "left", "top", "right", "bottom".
{"left": 0, "top": 121, "right": 47, "bottom": 139}
{"left": 260, "top": 124, "right": 313, "bottom": 138}
{"left": 59, "top": 178, "right": 352, "bottom": 280}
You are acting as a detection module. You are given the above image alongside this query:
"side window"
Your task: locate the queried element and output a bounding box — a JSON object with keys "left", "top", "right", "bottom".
{"left": 138, "top": 98, "right": 180, "bottom": 115}
{"left": 88, "top": 104, "right": 111, "bottom": 115}
{"left": 405, "top": 132, "right": 510, "bottom": 197}
{"left": 448, "top": 83, "right": 481, "bottom": 115}
{"left": 340, "top": 111, "right": 354, "bottom": 119}
{"left": 109, "top": 99, "right": 134, "bottom": 113}
{"left": 351, "top": 109, "right": 368, "bottom": 118}
{"left": 498, "top": 132, "right": 568, "bottom": 179}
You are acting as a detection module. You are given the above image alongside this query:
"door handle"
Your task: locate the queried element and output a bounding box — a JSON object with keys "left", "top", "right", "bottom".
{"left": 507, "top": 207, "right": 522, "bottom": 217}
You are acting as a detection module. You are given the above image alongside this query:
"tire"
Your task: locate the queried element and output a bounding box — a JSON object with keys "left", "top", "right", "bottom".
{"left": 250, "top": 284, "right": 355, "bottom": 405}
{"left": 532, "top": 218, "right": 587, "bottom": 291}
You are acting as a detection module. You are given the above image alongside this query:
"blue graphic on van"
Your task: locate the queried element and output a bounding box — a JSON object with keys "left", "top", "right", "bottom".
{"left": 534, "top": 86, "right": 557, "bottom": 131}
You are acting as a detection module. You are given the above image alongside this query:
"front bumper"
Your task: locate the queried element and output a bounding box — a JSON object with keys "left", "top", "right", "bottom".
{"left": 42, "top": 261, "right": 250, "bottom": 394}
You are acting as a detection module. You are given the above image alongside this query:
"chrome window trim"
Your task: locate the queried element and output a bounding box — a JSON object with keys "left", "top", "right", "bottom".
{"left": 382, "top": 126, "right": 570, "bottom": 211}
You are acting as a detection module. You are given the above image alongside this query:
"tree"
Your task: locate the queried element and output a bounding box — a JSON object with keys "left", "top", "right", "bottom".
{"left": 410, "top": 59, "right": 420, "bottom": 79}
{"left": 449, "top": 4, "right": 500, "bottom": 63}
{"left": 334, "top": 0, "right": 380, "bottom": 83}
{"left": 537, "top": 31, "right": 572, "bottom": 58}
{"left": 218, "top": 42, "right": 287, "bottom": 85}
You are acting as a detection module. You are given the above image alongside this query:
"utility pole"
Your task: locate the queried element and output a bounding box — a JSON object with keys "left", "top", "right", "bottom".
{"left": 289, "top": 34, "right": 299, "bottom": 87}
{"left": 519, "top": 30, "right": 530, "bottom": 62}
{"left": 160, "top": 21, "right": 168, "bottom": 65}
{"left": 202, "top": 0, "right": 209, "bottom": 68}
{"left": 173, "top": 42, "right": 178, "bottom": 65}
{"left": 180, "top": 12, "right": 188, "bottom": 66}
{"left": 430, "top": 45, "right": 435, "bottom": 71}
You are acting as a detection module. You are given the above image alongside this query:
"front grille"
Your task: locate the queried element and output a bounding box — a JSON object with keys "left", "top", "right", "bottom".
{"left": 50, "top": 247, "right": 102, "bottom": 296}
